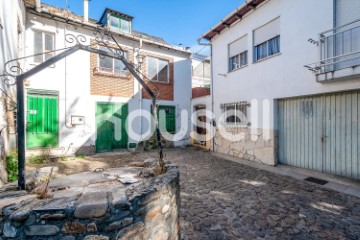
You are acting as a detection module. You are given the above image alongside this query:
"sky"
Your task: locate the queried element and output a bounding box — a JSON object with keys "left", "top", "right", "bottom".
{"left": 41, "top": 0, "right": 245, "bottom": 55}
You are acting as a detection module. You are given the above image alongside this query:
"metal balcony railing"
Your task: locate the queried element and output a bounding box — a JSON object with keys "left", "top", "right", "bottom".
{"left": 305, "top": 19, "right": 360, "bottom": 74}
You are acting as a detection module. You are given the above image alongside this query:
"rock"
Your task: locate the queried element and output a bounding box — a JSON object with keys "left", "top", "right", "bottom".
{"left": 3, "top": 222, "right": 17, "bottom": 238}
{"left": 87, "top": 222, "right": 97, "bottom": 232}
{"left": 140, "top": 168, "right": 155, "bottom": 178}
{"left": 62, "top": 221, "right": 86, "bottom": 234}
{"left": 161, "top": 204, "right": 170, "bottom": 214}
{"left": 105, "top": 217, "right": 133, "bottom": 231}
{"left": 143, "top": 158, "right": 158, "bottom": 167}
{"left": 9, "top": 209, "right": 30, "bottom": 222}
{"left": 83, "top": 235, "right": 109, "bottom": 240}
{"left": 40, "top": 213, "right": 66, "bottom": 220}
{"left": 128, "top": 162, "right": 145, "bottom": 167}
{"left": 74, "top": 192, "right": 108, "bottom": 219}
{"left": 145, "top": 206, "right": 161, "bottom": 221}
{"left": 61, "top": 237, "right": 76, "bottom": 240}
{"left": 26, "top": 225, "right": 59, "bottom": 236}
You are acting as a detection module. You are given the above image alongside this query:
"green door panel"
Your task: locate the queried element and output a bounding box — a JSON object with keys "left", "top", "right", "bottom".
{"left": 26, "top": 94, "right": 59, "bottom": 149}
{"left": 156, "top": 105, "right": 176, "bottom": 133}
{"left": 96, "top": 103, "right": 128, "bottom": 153}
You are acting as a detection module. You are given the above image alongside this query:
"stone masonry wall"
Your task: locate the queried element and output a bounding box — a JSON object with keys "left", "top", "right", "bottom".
{"left": 0, "top": 164, "right": 180, "bottom": 240}
{"left": 214, "top": 127, "right": 277, "bottom": 166}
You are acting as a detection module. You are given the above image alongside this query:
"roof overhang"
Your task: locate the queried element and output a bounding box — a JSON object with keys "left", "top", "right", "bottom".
{"left": 199, "top": 0, "right": 268, "bottom": 41}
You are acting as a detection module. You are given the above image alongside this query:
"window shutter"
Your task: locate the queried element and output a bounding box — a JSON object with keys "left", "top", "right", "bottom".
{"left": 254, "top": 17, "right": 280, "bottom": 46}
{"left": 229, "top": 35, "right": 247, "bottom": 57}
{"left": 335, "top": 0, "right": 360, "bottom": 27}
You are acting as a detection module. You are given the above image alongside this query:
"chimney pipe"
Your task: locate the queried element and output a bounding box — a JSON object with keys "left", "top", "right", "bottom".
{"left": 35, "top": 0, "right": 41, "bottom": 12}
{"left": 84, "top": 0, "right": 89, "bottom": 22}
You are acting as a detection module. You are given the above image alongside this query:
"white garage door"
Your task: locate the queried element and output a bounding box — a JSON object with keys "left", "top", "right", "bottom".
{"left": 278, "top": 91, "right": 360, "bottom": 180}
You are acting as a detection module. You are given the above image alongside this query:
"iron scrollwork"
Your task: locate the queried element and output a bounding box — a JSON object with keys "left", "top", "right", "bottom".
{"left": 65, "top": 33, "right": 87, "bottom": 46}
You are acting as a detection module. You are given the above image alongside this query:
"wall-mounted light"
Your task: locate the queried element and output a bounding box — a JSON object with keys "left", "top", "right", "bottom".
{"left": 136, "top": 53, "right": 145, "bottom": 69}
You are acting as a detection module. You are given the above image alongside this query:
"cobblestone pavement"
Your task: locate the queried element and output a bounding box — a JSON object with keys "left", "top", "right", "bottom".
{"left": 163, "top": 147, "right": 360, "bottom": 240}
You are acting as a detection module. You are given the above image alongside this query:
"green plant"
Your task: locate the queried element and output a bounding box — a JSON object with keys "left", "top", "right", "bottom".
{"left": 75, "top": 155, "right": 85, "bottom": 159}
{"left": 6, "top": 150, "right": 18, "bottom": 182}
{"left": 60, "top": 156, "right": 68, "bottom": 162}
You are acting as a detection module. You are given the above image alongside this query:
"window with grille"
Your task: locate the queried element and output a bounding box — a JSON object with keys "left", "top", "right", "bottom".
{"left": 221, "top": 102, "right": 249, "bottom": 127}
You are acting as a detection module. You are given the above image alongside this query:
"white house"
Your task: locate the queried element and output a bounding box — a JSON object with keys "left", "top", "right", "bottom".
{"left": 21, "top": 0, "right": 192, "bottom": 157}
{"left": 0, "top": 0, "right": 26, "bottom": 185}
{"left": 199, "top": 0, "right": 360, "bottom": 180}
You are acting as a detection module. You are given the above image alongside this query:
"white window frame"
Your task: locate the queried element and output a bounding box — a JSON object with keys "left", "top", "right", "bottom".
{"left": 147, "top": 56, "right": 170, "bottom": 83}
{"left": 33, "top": 30, "right": 55, "bottom": 63}
{"left": 97, "top": 46, "right": 129, "bottom": 77}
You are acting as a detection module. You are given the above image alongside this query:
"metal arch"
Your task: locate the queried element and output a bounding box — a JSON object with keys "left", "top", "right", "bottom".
{"left": 9, "top": 30, "right": 164, "bottom": 189}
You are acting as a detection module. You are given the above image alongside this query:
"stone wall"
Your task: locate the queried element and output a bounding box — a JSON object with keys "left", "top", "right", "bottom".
{"left": 0, "top": 164, "right": 180, "bottom": 239}
{"left": 213, "top": 127, "right": 277, "bottom": 166}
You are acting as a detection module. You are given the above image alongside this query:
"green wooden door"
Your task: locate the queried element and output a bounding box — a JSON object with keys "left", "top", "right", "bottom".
{"left": 26, "top": 94, "right": 59, "bottom": 148}
{"left": 158, "top": 105, "right": 176, "bottom": 133}
{"left": 96, "top": 103, "right": 128, "bottom": 153}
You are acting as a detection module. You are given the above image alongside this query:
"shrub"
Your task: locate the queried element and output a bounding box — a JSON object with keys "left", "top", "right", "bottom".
{"left": 6, "top": 150, "right": 18, "bottom": 182}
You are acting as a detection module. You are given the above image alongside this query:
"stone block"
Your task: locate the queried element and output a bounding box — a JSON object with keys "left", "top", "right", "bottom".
{"left": 40, "top": 213, "right": 66, "bottom": 220}
{"left": 62, "top": 221, "right": 86, "bottom": 234}
{"left": 74, "top": 192, "right": 108, "bottom": 219}
{"left": 25, "top": 225, "right": 60, "bottom": 236}
{"left": 3, "top": 222, "right": 17, "bottom": 238}
{"left": 105, "top": 217, "right": 133, "bottom": 231}
{"left": 83, "top": 235, "right": 109, "bottom": 240}
{"left": 86, "top": 222, "right": 97, "bottom": 233}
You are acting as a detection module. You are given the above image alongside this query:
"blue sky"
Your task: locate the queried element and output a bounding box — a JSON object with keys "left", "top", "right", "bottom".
{"left": 41, "top": 0, "right": 244, "bottom": 55}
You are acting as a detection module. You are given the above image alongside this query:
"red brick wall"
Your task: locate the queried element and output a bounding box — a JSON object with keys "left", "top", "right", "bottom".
{"left": 192, "top": 87, "right": 210, "bottom": 98}
{"left": 90, "top": 40, "right": 135, "bottom": 98}
{"left": 141, "top": 53, "right": 174, "bottom": 101}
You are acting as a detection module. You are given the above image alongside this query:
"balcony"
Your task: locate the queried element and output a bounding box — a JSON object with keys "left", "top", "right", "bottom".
{"left": 305, "top": 19, "right": 360, "bottom": 82}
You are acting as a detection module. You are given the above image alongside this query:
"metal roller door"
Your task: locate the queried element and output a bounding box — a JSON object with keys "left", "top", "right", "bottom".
{"left": 278, "top": 91, "right": 360, "bottom": 180}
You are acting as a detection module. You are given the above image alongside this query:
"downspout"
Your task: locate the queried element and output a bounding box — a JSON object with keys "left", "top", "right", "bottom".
{"left": 64, "top": 25, "right": 75, "bottom": 129}
{"left": 138, "top": 39, "right": 143, "bottom": 140}
{"left": 197, "top": 38, "right": 214, "bottom": 152}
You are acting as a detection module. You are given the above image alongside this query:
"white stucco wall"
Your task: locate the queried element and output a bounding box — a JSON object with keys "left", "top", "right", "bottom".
{"left": 211, "top": 0, "right": 360, "bottom": 129}
{"left": 0, "top": 0, "right": 26, "bottom": 183}
{"left": 24, "top": 13, "right": 192, "bottom": 154}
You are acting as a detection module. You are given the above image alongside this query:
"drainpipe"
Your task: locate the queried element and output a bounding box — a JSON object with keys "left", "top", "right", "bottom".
{"left": 35, "top": 0, "right": 41, "bottom": 12}
{"left": 83, "top": 0, "right": 89, "bottom": 22}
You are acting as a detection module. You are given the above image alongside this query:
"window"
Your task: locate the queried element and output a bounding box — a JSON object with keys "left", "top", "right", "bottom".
{"left": 254, "top": 36, "right": 280, "bottom": 62}
{"left": 229, "top": 51, "right": 248, "bottom": 71}
{"left": 253, "top": 17, "right": 280, "bottom": 62}
{"left": 228, "top": 35, "right": 248, "bottom": 71}
{"left": 98, "top": 46, "right": 129, "bottom": 77}
{"left": 34, "top": 31, "right": 55, "bottom": 63}
{"left": 147, "top": 57, "right": 169, "bottom": 83}
{"left": 109, "top": 14, "right": 131, "bottom": 33}
{"left": 222, "top": 102, "right": 249, "bottom": 127}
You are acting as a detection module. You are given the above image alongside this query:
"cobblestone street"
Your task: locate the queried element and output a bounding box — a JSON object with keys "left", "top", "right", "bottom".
{"left": 165, "top": 148, "right": 360, "bottom": 240}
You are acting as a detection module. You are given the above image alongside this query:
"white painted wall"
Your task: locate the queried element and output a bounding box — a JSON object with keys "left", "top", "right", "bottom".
{"left": 24, "top": 13, "right": 192, "bottom": 153}
{"left": 0, "top": 0, "right": 26, "bottom": 183}
{"left": 211, "top": 0, "right": 360, "bottom": 129}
